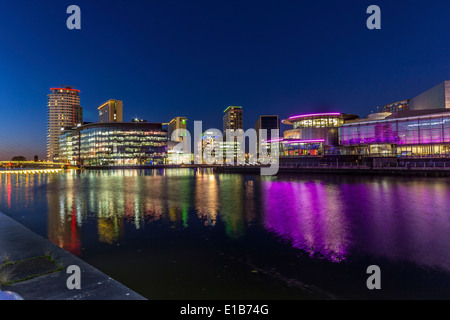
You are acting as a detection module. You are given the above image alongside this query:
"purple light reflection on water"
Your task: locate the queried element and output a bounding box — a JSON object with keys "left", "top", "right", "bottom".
{"left": 347, "top": 180, "right": 450, "bottom": 271}
{"left": 261, "top": 177, "right": 450, "bottom": 271}
{"left": 262, "top": 180, "right": 350, "bottom": 263}
{"left": 1, "top": 171, "right": 450, "bottom": 299}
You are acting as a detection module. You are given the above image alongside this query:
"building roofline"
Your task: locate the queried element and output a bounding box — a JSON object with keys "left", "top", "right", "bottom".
{"left": 223, "top": 106, "right": 243, "bottom": 113}
{"left": 282, "top": 113, "right": 358, "bottom": 125}
{"left": 168, "top": 117, "right": 187, "bottom": 124}
{"left": 288, "top": 112, "right": 341, "bottom": 120}
{"left": 98, "top": 99, "right": 122, "bottom": 110}
{"left": 341, "top": 110, "right": 450, "bottom": 127}
{"left": 50, "top": 87, "right": 80, "bottom": 93}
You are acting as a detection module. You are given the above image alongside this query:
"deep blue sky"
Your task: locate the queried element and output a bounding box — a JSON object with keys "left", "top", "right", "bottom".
{"left": 0, "top": 0, "right": 449, "bottom": 159}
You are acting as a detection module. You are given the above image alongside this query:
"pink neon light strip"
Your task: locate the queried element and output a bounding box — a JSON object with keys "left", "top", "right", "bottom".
{"left": 267, "top": 138, "right": 284, "bottom": 142}
{"left": 267, "top": 139, "right": 325, "bottom": 143}
{"left": 283, "top": 139, "right": 325, "bottom": 144}
{"left": 50, "top": 88, "right": 81, "bottom": 93}
{"left": 289, "top": 112, "right": 341, "bottom": 120}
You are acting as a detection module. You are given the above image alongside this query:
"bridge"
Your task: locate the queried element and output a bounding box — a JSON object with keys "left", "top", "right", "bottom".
{"left": 0, "top": 161, "right": 66, "bottom": 174}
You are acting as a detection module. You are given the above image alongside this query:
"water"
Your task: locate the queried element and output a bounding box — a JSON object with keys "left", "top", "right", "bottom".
{"left": 0, "top": 169, "right": 449, "bottom": 299}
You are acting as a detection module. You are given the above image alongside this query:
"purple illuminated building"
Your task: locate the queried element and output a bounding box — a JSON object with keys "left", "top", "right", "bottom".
{"left": 279, "top": 81, "right": 450, "bottom": 157}
{"left": 280, "top": 112, "right": 358, "bottom": 156}
{"left": 339, "top": 109, "right": 450, "bottom": 156}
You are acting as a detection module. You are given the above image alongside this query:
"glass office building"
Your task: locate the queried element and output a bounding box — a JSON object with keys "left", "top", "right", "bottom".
{"left": 58, "top": 128, "right": 74, "bottom": 163}
{"left": 60, "top": 122, "right": 167, "bottom": 166}
{"left": 197, "top": 131, "right": 246, "bottom": 164}
{"left": 280, "top": 112, "right": 359, "bottom": 156}
{"left": 339, "top": 110, "right": 450, "bottom": 156}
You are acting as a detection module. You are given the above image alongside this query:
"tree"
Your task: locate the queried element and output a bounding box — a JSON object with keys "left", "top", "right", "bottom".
{"left": 11, "top": 156, "right": 26, "bottom": 161}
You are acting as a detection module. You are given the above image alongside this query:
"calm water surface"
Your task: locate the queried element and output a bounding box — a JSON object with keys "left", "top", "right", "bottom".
{"left": 0, "top": 169, "right": 449, "bottom": 299}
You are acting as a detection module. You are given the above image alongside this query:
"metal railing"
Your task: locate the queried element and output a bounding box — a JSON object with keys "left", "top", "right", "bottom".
{"left": 279, "top": 161, "right": 450, "bottom": 169}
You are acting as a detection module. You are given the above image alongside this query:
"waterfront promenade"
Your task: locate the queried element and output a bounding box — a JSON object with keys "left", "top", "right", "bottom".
{"left": 0, "top": 212, "right": 145, "bottom": 300}
{"left": 74, "top": 162, "right": 450, "bottom": 177}
{"left": 4, "top": 157, "right": 450, "bottom": 177}
{"left": 214, "top": 161, "right": 450, "bottom": 175}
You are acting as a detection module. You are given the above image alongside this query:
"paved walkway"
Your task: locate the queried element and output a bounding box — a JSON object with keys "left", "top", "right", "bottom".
{"left": 0, "top": 212, "right": 146, "bottom": 300}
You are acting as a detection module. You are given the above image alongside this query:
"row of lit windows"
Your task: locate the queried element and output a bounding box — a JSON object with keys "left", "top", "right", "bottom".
{"left": 58, "top": 127, "right": 168, "bottom": 163}
{"left": 79, "top": 153, "right": 166, "bottom": 159}
{"left": 81, "top": 131, "right": 166, "bottom": 136}
{"left": 80, "top": 135, "right": 166, "bottom": 140}
{"left": 340, "top": 117, "right": 450, "bottom": 145}
{"left": 79, "top": 151, "right": 166, "bottom": 158}
{"left": 80, "top": 158, "right": 166, "bottom": 166}
{"left": 293, "top": 117, "right": 343, "bottom": 129}
{"left": 49, "top": 91, "right": 79, "bottom": 95}
{"left": 79, "top": 143, "right": 166, "bottom": 149}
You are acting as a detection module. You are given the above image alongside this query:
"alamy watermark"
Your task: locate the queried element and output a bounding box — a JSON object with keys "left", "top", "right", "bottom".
{"left": 66, "top": 5, "right": 382, "bottom": 31}
{"left": 66, "top": 265, "right": 81, "bottom": 290}
{"left": 170, "top": 121, "right": 280, "bottom": 176}
{"left": 366, "top": 265, "right": 381, "bottom": 290}
{"left": 367, "top": 5, "right": 381, "bottom": 30}
{"left": 66, "top": 5, "right": 81, "bottom": 30}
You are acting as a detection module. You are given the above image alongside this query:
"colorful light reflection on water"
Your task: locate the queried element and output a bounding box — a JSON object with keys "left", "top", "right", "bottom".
{"left": 262, "top": 177, "right": 450, "bottom": 270}
{"left": 262, "top": 180, "right": 349, "bottom": 263}
{"left": 0, "top": 169, "right": 449, "bottom": 299}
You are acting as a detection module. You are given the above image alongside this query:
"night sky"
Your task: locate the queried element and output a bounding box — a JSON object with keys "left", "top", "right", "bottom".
{"left": 0, "top": 0, "right": 449, "bottom": 159}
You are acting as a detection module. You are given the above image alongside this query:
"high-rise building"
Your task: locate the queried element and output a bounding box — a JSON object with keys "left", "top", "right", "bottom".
{"left": 98, "top": 99, "right": 123, "bottom": 123}
{"left": 222, "top": 106, "right": 244, "bottom": 163}
{"left": 255, "top": 115, "right": 279, "bottom": 153}
{"left": 47, "top": 86, "right": 82, "bottom": 162}
{"left": 168, "top": 117, "right": 187, "bottom": 142}
{"left": 223, "top": 106, "right": 243, "bottom": 135}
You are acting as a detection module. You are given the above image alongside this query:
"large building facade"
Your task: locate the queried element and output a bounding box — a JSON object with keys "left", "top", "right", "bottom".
{"left": 339, "top": 109, "right": 450, "bottom": 156}
{"left": 280, "top": 112, "right": 358, "bottom": 156}
{"left": 278, "top": 82, "right": 450, "bottom": 159}
{"left": 59, "top": 122, "right": 167, "bottom": 166}
{"left": 278, "top": 109, "right": 450, "bottom": 158}
{"left": 47, "top": 86, "right": 82, "bottom": 161}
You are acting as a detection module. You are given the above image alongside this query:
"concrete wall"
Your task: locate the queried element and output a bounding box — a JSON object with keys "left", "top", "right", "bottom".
{"left": 410, "top": 81, "right": 450, "bottom": 110}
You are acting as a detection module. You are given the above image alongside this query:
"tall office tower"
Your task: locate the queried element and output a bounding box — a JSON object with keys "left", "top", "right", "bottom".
{"left": 223, "top": 106, "right": 243, "bottom": 135}
{"left": 168, "top": 117, "right": 187, "bottom": 142}
{"left": 222, "top": 106, "right": 244, "bottom": 163}
{"left": 255, "top": 115, "right": 279, "bottom": 153}
{"left": 98, "top": 99, "right": 123, "bottom": 123}
{"left": 47, "top": 86, "right": 82, "bottom": 162}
